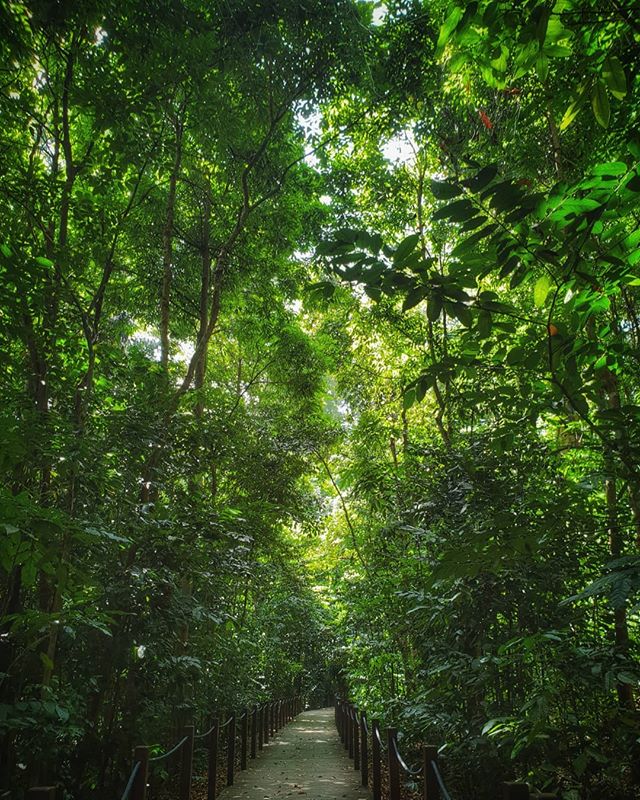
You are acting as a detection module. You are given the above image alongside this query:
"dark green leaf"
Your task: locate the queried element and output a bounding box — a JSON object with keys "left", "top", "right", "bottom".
{"left": 431, "top": 180, "right": 462, "bottom": 200}
{"left": 592, "top": 80, "right": 610, "bottom": 128}
{"left": 603, "top": 55, "right": 627, "bottom": 100}
{"left": 394, "top": 233, "right": 420, "bottom": 264}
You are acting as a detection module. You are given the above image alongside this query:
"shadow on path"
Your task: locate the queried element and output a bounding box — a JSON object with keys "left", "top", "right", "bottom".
{"left": 218, "top": 708, "right": 369, "bottom": 800}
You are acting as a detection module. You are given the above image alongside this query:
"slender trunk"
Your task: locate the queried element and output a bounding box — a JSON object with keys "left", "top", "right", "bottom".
{"left": 600, "top": 367, "right": 634, "bottom": 708}
{"left": 39, "top": 48, "right": 77, "bottom": 691}
{"left": 416, "top": 161, "right": 450, "bottom": 447}
{"left": 195, "top": 183, "right": 212, "bottom": 417}
{"left": 160, "top": 107, "right": 185, "bottom": 370}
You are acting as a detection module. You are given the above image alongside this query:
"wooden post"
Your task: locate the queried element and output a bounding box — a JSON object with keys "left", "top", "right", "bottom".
{"left": 264, "top": 703, "right": 269, "bottom": 742}
{"left": 372, "top": 720, "right": 381, "bottom": 800}
{"left": 258, "top": 705, "right": 264, "bottom": 750}
{"left": 207, "top": 718, "right": 219, "bottom": 800}
{"left": 180, "top": 725, "right": 195, "bottom": 800}
{"left": 270, "top": 702, "right": 275, "bottom": 736}
{"left": 423, "top": 746, "right": 440, "bottom": 800}
{"left": 387, "top": 728, "right": 400, "bottom": 800}
{"left": 241, "top": 709, "right": 248, "bottom": 770}
{"left": 348, "top": 706, "right": 354, "bottom": 758}
{"left": 353, "top": 707, "right": 360, "bottom": 771}
{"left": 27, "top": 790, "right": 56, "bottom": 800}
{"left": 503, "top": 783, "right": 529, "bottom": 800}
{"left": 131, "top": 746, "right": 149, "bottom": 800}
{"left": 251, "top": 705, "right": 258, "bottom": 759}
{"left": 360, "top": 712, "right": 368, "bottom": 787}
{"left": 227, "top": 714, "right": 236, "bottom": 786}
{"left": 344, "top": 704, "right": 350, "bottom": 751}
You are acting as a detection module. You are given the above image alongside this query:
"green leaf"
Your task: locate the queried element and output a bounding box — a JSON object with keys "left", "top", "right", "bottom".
{"left": 625, "top": 174, "right": 640, "bottom": 193}
{"left": 415, "top": 373, "right": 433, "bottom": 402}
{"left": 506, "top": 346, "right": 524, "bottom": 365}
{"left": 403, "top": 386, "right": 417, "bottom": 410}
{"left": 477, "top": 309, "right": 492, "bottom": 338}
{"left": 394, "top": 233, "right": 420, "bottom": 264}
{"left": 592, "top": 161, "right": 627, "bottom": 177}
{"left": 592, "top": 80, "right": 610, "bottom": 128}
{"left": 463, "top": 164, "right": 498, "bottom": 192}
{"left": 534, "top": 274, "right": 552, "bottom": 307}
{"left": 433, "top": 198, "right": 476, "bottom": 222}
{"left": 603, "top": 55, "right": 626, "bottom": 100}
{"left": 40, "top": 652, "right": 54, "bottom": 670}
{"left": 560, "top": 82, "right": 589, "bottom": 131}
{"left": 535, "top": 6, "right": 551, "bottom": 44}
{"left": 0, "top": 244, "right": 11, "bottom": 258}
{"left": 402, "top": 286, "right": 426, "bottom": 311}
{"left": 490, "top": 44, "right": 509, "bottom": 73}
{"left": 536, "top": 53, "right": 549, "bottom": 82}
{"left": 427, "top": 293, "right": 443, "bottom": 321}
{"left": 436, "top": 6, "right": 465, "bottom": 56}
{"left": 35, "top": 256, "right": 54, "bottom": 267}
{"left": 544, "top": 44, "right": 571, "bottom": 57}
{"left": 449, "top": 302, "right": 472, "bottom": 327}
{"left": 431, "top": 179, "right": 461, "bottom": 200}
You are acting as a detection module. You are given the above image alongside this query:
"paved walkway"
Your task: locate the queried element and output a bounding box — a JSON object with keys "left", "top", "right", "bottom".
{"left": 218, "top": 708, "right": 369, "bottom": 800}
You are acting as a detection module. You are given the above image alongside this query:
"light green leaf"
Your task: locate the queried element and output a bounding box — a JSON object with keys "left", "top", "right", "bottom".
{"left": 490, "top": 45, "right": 509, "bottom": 73}
{"left": 544, "top": 44, "right": 571, "bottom": 57}
{"left": 534, "top": 274, "right": 552, "bottom": 307}
{"left": 560, "top": 81, "right": 589, "bottom": 131}
{"left": 536, "top": 53, "right": 549, "bottom": 82}
{"left": 436, "top": 7, "right": 464, "bottom": 56}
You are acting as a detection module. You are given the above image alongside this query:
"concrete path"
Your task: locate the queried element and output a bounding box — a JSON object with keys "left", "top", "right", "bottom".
{"left": 218, "top": 708, "right": 369, "bottom": 800}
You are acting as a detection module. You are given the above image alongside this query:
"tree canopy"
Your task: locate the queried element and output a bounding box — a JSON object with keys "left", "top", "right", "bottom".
{"left": 2, "top": 1, "right": 640, "bottom": 798}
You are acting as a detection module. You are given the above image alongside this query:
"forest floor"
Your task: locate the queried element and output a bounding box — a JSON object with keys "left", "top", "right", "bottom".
{"left": 215, "top": 708, "right": 369, "bottom": 800}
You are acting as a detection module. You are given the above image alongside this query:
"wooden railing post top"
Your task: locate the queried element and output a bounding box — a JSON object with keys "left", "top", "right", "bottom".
{"left": 503, "top": 782, "right": 530, "bottom": 800}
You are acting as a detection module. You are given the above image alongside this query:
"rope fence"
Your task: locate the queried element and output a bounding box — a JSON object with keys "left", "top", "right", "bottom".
{"left": 26, "top": 696, "right": 304, "bottom": 800}
{"left": 334, "top": 697, "right": 559, "bottom": 800}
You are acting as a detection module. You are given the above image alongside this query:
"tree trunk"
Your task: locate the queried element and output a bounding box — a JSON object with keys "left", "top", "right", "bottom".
{"left": 160, "top": 104, "right": 185, "bottom": 370}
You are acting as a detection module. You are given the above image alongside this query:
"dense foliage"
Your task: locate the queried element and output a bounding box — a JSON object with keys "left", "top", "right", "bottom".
{"left": 2, "top": 1, "right": 640, "bottom": 799}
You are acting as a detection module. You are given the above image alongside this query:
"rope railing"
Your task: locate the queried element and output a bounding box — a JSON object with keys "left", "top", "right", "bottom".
{"left": 110, "top": 695, "right": 304, "bottom": 800}
{"left": 194, "top": 719, "right": 219, "bottom": 740}
{"left": 334, "top": 696, "right": 557, "bottom": 800}
{"left": 149, "top": 734, "right": 189, "bottom": 762}
{"left": 390, "top": 736, "right": 422, "bottom": 777}
{"left": 430, "top": 759, "right": 453, "bottom": 800}
{"left": 119, "top": 761, "right": 140, "bottom": 800}
{"left": 374, "top": 724, "right": 386, "bottom": 751}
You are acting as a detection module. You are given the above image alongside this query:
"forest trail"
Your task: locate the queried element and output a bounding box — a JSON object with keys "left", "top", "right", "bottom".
{"left": 217, "top": 708, "right": 369, "bottom": 800}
